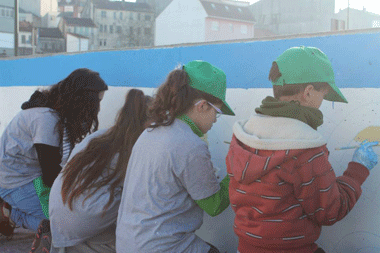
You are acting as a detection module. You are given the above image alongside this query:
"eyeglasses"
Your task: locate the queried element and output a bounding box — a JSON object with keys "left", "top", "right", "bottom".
{"left": 195, "top": 100, "right": 222, "bottom": 118}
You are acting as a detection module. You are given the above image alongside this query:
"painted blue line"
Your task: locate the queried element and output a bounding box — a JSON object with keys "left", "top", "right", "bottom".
{"left": 1, "top": 32, "right": 380, "bottom": 89}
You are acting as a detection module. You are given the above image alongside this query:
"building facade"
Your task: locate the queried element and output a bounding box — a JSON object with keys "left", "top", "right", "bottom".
{"left": 82, "top": 0, "right": 155, "bottom": 49}
{"left": 249, "top": 0, "right": 335, "bottom": 36}
{"left": 58, "top": 16, "right": 97, "bottom": 49}
{"left": 155, "top": 0, "right": 255, "bottom": 46}
{"left": 335, "top": 7, "right": 380, "bottom": 30}
{"left": 38, "top": 27, "right": 65, "bottom": 54}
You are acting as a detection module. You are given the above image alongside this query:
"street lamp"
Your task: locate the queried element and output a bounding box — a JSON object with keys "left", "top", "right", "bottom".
{"left": 14, "top": 0, "right": 19, "bottom": 56}
{"left": 347, "top": 0, "right": 350, "bottom": 30}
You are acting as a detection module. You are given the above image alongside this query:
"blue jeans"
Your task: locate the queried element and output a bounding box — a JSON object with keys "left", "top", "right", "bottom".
{"left": 0, "top": 181, "right": 46, "bottom": 232}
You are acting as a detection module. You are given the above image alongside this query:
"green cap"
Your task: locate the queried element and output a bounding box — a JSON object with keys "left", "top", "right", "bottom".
{"left": 183, "top": 60, "right": 235, "bottom": 115}
{"left": 273, "top": 46, "right": 347, "bottom": 103}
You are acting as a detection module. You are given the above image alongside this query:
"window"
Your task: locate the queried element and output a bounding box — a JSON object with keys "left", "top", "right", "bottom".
{"left": 28, "top": 35, "right": 31, "bottom": 44}
{"left": 129, "top": 13, "right": 133, "bottom": 20}
{"left": 99, "top": 24, "right": 103, "bottom": 32}
{"left": 120, "top": 12, "right": 123, "bottom": 20}
{"left": 130, "top": 27, "right": 133, "bottom": 35}
{"left": 144, "top": 27, "right": 151, "bottom": 35}
{"left": 114, "top": 12, "right": 117, "bottom": 19}
{"left": 101, "top": 11, "right": 106, "bottom": 18}
{"left": 104, "top": 25, "right": 108, "bottom": 33}
{"left": 138, "top": 13, "right": 141, "bottom": 20}
{"left": 52, "top": 44, "right": 55, "bottom": 51}
{"left": 104, "top": 40, "right": 107, "bottom": 46}
{"left": 237, "top": 8, "right": 242, "bottom": 12}
{"left": 224, "top": 6, "right": 229, "bottom": 11}
{"left": 6, "top": 9, "right": 9, "bottom": 16}
{"left": 211, "top": 21, "right": 219, "bottom": 31}
{"left": 241, "top": 25, "right": 248, "bottom": 34}
{"left": 110, "top": 25, "right": 114, "bottom": 34}
{"left": 211, "top": 3, "right": 216, "bottom": 9}
{"left": 10, "top": 10, "right": 14, "bottom": 17}
{"left": 74, "top": 27, "right": 77, "bottom": 33}
{"left": 145, "top": 15, "right": 151, "bottom": 21}
{"left": 21, "top": 35, "right": 26, "bottom": 44}
{"left": 137, "top": 27, "right": 141, "bottom": 35}
{"left": 85, "top": 27, "right": 89, "bottom": 35}
{"left": 100, "top": 40, "right": 102, "bottom": 46}
{"left": 117, "top": 26, "right": 122, "bottom": 33}
{"left": 229, "top": 23, "right": 234, "bottom": 33}
{"left": 373, "top": 20, "right": 380, "bottom": 28}
{"left": 44, "top": 43, "right": 47, "bottom": 50}
{"left": 1, "top": 9, "right": 4, "bottom": 16}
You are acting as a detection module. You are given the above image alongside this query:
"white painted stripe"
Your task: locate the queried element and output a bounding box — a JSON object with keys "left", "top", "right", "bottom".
{"left": 232, "top": 204, "right": 237, "bottom": 207}
{"left": 298, "top": 199, "right": 304, "bottom": 202}
{"left": 278, "top": 181, "right": 285, "bottom": 186}
{"left": 282, "top": 204, "right": 301, "bottom": 213}
{"left": 299, "top": 215, "right": 308, "bottom": 219}
{"left": 315, "top": 207, "right": 324, "bottom": 213}
{"left": 293, "top": 156, "right": 298, "bottom": 160}
{"left": 320, "top": 185, "right": 332, "bottom": 192}
{"left": 301, "top": 177, "right": 315, "bottom": 187}
{"left": 308, "top": 152, "right": 324, "bottom": 163}
{"left": 252, "top": 206, "right": 263, "bottom": 214}
{"left": 286, "top": 150, "right": 289, "bottom": 155}
{"left": 329, "top": 218, "right": 337, "bottom": 222}
{"left": 337, "top": 180, "right": 356, "bottom": 192}
{"left": 246, "top": 232, "right": 262, "bottom": 239}
{"left": 228, "top": 173, "right": 234, "bottom": 177}
{"left": 263, "top": 219, "right": 283, "bottom": 222}
{"left": 261, "top": 195, "right": 281, "bottom": 200}
{"left": 242, "top": 161, "right": 249, "bottom": 180}
{"left": 263, "top": 157, "right": 270, "bottom": 170}
{"left": 236, "top": 189, "right": 246, "bottom": 194}
{"left": 255, "top": 179, "right": 261, "bottom": 183}
{"left": 275, "top": 165, "right": 281, "bottom": 169}
{"left": 283, "top": 235, "right": 305, "bottom": 241}
{"left": 255, "top": 149, "right": 258, "bottom": 154}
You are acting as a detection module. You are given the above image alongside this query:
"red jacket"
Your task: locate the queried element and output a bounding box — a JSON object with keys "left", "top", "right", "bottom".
{"left": 226, "top": 115, "right": 369, "bottom": 253}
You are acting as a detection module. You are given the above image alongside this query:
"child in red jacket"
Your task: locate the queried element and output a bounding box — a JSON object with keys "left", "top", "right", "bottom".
{"left": 226, "top": 46, "right": 378, "bottom": 253}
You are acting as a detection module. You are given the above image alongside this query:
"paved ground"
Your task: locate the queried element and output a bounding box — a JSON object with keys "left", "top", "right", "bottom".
{"left": 0, "top": 228, "right": 35, "bottom": 253}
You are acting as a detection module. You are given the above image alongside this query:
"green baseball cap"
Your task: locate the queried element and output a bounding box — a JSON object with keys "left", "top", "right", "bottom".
{"left": 273, "top": 46, "right": 347, "bottom": 103}
{"left": 183, "top": 60, "right": 235, "bottom": 116}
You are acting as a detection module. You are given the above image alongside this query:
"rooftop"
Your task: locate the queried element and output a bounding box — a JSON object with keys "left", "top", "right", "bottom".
{"left": 63, "top": 17, "right": 97, "bottom": 27}
{"left": 200, "top": 0, "right": 255, "bottom": 22}
{"left": 93, "top": 0, "right": 153, "bottom": 12}
{"left": 39, "top": 28, "right": 64, "bottom": 39}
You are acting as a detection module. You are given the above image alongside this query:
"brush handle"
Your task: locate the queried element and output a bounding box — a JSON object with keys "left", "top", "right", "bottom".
{"left": 335, "top": 144, "right": 380, "bottom": 150}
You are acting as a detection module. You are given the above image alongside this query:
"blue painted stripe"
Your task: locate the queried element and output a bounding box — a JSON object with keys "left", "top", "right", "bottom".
{"left": 1, "top": 32, "right": 380, "bottom": 88}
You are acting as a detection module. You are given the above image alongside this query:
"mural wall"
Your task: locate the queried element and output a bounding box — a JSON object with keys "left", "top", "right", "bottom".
{"left": 1, "top": 30, "right": 380, "bottom": 253}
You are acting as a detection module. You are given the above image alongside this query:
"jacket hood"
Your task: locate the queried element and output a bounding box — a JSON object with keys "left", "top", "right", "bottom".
{"left": 228, "top": 114, "right": 327, "bottom": 184}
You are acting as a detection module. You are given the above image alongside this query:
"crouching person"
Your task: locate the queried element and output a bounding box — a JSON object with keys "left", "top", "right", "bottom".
{"left": 226, "top": 46, "right": 378, "bottom": 253}
{"left": 48, "top": 89, "right": 151, "bottom": 253}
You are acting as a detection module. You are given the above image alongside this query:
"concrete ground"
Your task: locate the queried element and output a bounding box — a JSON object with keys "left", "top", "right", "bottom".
{"left": 0, "top": 227, "right": 35, "bottom": 252}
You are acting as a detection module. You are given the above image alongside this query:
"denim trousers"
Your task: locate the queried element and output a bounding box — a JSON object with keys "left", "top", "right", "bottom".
{"left": 0, "top": 181, "right": 46, "bottom": 232}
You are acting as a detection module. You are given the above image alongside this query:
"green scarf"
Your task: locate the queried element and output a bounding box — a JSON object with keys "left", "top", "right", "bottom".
{"left": 255, "top": 96, "right": 323, "bottom": 130}
{"left": 177, "top": 114, "right": 204, "bottom": 138}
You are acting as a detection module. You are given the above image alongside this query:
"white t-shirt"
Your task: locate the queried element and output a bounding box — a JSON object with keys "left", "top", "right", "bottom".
{"left": 116, "top": 119, "right": 220, "bottom": 253}
{"left": 0, "top": 108, "right": 60, "bottom": 189}
{"left": 49, "top": 129, "right": 122, "bottom": 248}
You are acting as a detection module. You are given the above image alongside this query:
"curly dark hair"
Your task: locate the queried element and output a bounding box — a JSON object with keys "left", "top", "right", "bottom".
{"left": 42, "top": 68, "right": 108, "bottom": 146}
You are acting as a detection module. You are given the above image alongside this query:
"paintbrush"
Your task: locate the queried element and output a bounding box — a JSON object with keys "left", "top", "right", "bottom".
{"left": 336, "top": 126, "right": 380, "bottom": 150}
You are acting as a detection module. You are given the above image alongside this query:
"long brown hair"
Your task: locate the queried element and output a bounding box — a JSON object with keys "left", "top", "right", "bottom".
{"left": 149, "top": 67, "right": 222, "bottom": 128}
{"left": 61, "top": 89, "right": 151, "bottom": 212}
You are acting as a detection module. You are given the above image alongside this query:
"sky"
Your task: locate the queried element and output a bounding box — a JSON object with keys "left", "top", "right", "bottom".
{"left": 245, "top": 0, "right": 380, "bottom": 15}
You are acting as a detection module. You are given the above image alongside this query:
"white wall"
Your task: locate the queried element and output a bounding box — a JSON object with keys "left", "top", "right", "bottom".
{"left": 155, "top": 0, "right": 207, "bottom": 46}
{"left": 66, "top": 34, "right": 89, "bottom": 53}
{"left": 2, "top": 86, "right": 380, "bottom": 253}
{"left": 0, "top": 32, "right": 14, "bottom": 48}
